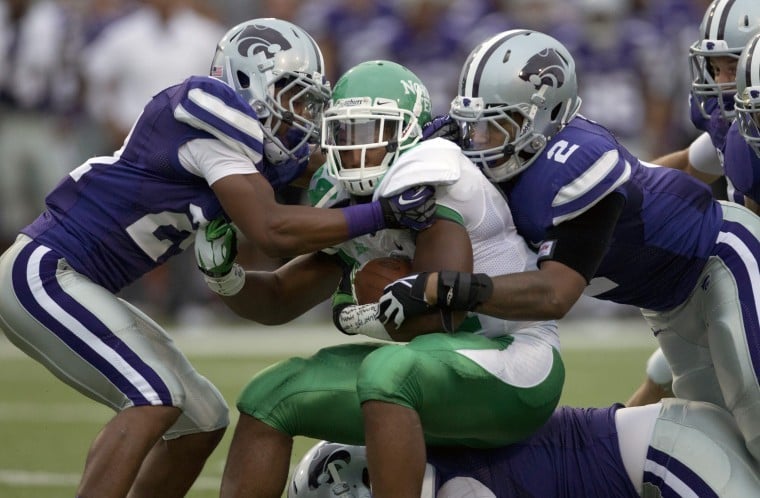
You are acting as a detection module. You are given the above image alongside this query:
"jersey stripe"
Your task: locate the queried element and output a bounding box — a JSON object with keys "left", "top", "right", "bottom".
{"left": 716, "top": 221, "right": 760, "bottom": 376}
{"left": 460, "top": 30, "right": 528, "bottom": 96}
{"left": 174, "top": 86, "right": 264, "bottom": 166}
{"left": 552, "top": 152, "right": 631, "bottom": 225}
{"left": 704, "top": 0, "right": 736, "bottom": 41}
{"left": 10, "top": 243, "right": 172, "bottom": 406}
{"left": 644, "top": 446, "right": 718, "bottom": 497}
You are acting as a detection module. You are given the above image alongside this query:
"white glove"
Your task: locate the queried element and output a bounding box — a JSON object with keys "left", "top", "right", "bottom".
{"left": 195, "top": 218, "right": 245, "bottom": 296}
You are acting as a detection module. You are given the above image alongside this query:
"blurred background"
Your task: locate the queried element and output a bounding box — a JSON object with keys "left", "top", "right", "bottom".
{"left": 0, "top": 0, "right": 712, "bottom": 326}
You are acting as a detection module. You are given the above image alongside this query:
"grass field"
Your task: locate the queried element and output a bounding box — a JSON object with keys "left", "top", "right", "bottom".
{"left": 0, "top": 317, "right": 655, "bottom": 497}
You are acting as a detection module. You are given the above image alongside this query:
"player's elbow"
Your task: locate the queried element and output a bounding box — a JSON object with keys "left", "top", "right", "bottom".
{"left": 255, "top": 216, "right": 306, "bottom": 258}
{"left": 544, "top": 298, "right": 574, "bottom": 319}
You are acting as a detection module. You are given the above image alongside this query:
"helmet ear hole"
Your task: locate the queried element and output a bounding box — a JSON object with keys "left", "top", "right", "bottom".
{"left": 550, "top": 103, "right": 562, "bottom": 121}
{"left": 236, "top": 71, "right": 250, "bottom": 89}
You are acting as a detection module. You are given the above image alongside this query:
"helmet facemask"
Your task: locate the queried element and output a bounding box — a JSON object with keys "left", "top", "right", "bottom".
{"left": 322, "top": 60, "right": 430, "bottom": 197}
{"left": 735, "top": 34, "right": 760, "bottom": 159}
{"left": 323, "top": 98, "right": 421, "bottom": 196}
{"left": 689, "top": 43, "right": 739, "bottom": 121}
{"left": 451, "top": 96, "right": 543, "bottom": 182}
{"left": 735, "top": 93, "right": 760, "bottom": 157}
{"left": 688, "top": 0, "right": 760, "bottom": 121}
{"left": 260, "top": 72, "right": 331, "bottom": 161}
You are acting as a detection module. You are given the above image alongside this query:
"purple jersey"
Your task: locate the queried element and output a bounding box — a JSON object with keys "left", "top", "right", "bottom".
{"left": 21, "top": 75, "right": 264, "bottom": 292}
{"left": 500, "top": 116, "right": 723, "bottom": 311}
{"left": 724, "top": 121, "right": 760, "bottom": 204}
{"left": 428, "top": 405, "right": 638, "bottom": 498}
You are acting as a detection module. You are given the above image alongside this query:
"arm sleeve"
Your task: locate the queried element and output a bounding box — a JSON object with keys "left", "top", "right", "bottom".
{"left": 538, "top": 192, "right": 625, "bottom": 282}
{"left": 178, "top": 138, "right": 260, "bottom": 186}
{"left": 688, "top": 132, "right": 722, "bottom": 175}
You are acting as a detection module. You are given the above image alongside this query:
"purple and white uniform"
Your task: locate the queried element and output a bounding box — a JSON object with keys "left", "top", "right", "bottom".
{"left": 0, "top": 75, "right": 269, "bottom": 437}
{"left": 724, "top": 120, "right": 760, "bottom": 204}
{"left": 429, "top": 399, "right": 760, "bottom": 497}
{"left": 501, "top": 115, "right": 760, "bottom": 461}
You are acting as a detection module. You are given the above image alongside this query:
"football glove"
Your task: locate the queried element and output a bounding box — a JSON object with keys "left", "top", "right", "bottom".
{"left": 379, "top": 185, "right": 436, "bottom": 231}
{"left": 422, "top": 113, "right": 461, "bottom": 144}
{"left": 261, "top": 128, "right": 311, "bottom": 190}
{"left": 377, "top": 273, "right": 432, "bottom": 330}
{"left": 378, "top": 271, "right": 494, "bottom": 331}
{"left": 195, "top": 218, "right": 245, "bottom": 296}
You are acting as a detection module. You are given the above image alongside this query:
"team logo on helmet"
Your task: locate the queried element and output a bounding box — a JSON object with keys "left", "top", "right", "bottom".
{"left": 306, "top": 445, "right": 352, "bottom": 489}
{"left": 518, "top": 48, "right": 570, "bottom": 90}
{"left": 234, "top": 23, "right": 292, "bottom": 59}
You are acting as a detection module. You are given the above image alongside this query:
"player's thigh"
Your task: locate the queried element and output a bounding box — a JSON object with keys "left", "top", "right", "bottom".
{"left": 643, "top": 292, "right": 723, "bottom": 406}
{"left": 357, "top": 332, "right": 564, "bottom": 447}
{"left": 236, "top": 342, "right": 384, "bottom": 445}
{"left": 646, "top": 398, "right": 760, "bottom": 497}
{"left": 0, "top": 237, "right": 227, "bottom": 433}
{"left": 700, "top": 254, "right": 760, "bottom": 460}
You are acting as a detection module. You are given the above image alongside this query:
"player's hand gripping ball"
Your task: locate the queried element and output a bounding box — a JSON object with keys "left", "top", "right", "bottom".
{"left": 354, "top": 256, "right": 413, "bottom": 304}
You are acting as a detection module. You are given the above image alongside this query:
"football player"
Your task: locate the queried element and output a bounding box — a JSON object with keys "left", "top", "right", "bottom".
{"left": 378, "top": 28, "right": 760, "bottom": 464}
{"left": 629, "top": 0, "right": 760, "bottom": 409}
{"left": 0, "top": 18, "right": 434, "bottom": 498}
{"left": 653, "top": 0, "right": 760, "bottom": 202}
{"left": 290, "top": 399, "right": 760, "bottom": 498}
{"left": 726, "top": 31, "right": 760, "bottom": 209}
{"left": 198, "top": 60, "right": 564, "bottom": 498}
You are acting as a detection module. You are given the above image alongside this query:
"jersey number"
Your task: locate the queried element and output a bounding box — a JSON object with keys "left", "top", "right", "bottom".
{"left": 126, "top": 204, "right": 207, "bottom": 262}
{"left": 547, "top": 140, "right": 579, "bottom": 164}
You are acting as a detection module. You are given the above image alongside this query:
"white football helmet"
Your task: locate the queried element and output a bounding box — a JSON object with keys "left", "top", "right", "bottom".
{"left": 450, "top": 29, "right": 581, "bottom": 182}
{"left": 689, "top": 0, "right": 760, "bottom": 120}
{"left": 735, "top": 32, "right": 760, "bottom": 158}
{"left": 288, "top": 441, "right": 437, "bottom": 498}
{"left": 210, "top": 18, "right": 331, "bottom": 160}
{"left": 288, "top": 441, "right": 371, "bottom": 498}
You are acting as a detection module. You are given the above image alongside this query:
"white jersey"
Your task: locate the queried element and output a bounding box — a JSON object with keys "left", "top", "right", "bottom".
{"left": 310, "top": 138, "right": 558, "bottom": 344}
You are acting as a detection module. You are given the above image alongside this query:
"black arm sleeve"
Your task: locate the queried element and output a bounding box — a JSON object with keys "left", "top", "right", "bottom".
{"left": 538, "top": 192, "right": 625, "bottom": 282}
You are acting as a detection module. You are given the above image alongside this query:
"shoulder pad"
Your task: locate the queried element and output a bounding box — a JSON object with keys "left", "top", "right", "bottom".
{"left": 308, "top": 164, "right": 351, "bottom": 208}
{"left": 375, "top": 139, "right": 461, "bottom": 197}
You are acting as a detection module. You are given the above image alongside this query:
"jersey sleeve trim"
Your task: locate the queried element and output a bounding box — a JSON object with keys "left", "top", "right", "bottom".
{"left": 435, "top": 204, "right": 464, "bottom": 226}
{"left": 553, "top": 150, "right": 631, "bottom": 225}
{"left": 173, "top": 82, "right": 264, "bottom": 167}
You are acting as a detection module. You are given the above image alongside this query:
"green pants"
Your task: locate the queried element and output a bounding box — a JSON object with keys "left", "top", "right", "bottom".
{"left": 237, "top": 332, "right": 564, "bottom": 448}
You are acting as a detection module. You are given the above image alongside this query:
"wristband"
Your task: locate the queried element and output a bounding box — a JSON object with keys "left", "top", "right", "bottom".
{"left": 436, "top": 271, "right": 494, "bottom": 310}
{"left": 336, "top": 303, "right": 393, "bottom": 341}
{"left": 342, "top": 202, "right": 385, "bottom": 238}
{"left": 203, "top": 263, "right": 245, "bottom": 296}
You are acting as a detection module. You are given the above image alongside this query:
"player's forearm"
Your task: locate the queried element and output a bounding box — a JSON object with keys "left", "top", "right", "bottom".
{"left": 425, "top": 270, "right": 574, "bottom": 321}
{"left": 253, "top": 203, "right": 371, "bottom": 258}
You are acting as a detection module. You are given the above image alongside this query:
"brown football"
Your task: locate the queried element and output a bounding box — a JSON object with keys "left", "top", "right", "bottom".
{"left": 354, "top": 256, "right": 413, "bottom": 304}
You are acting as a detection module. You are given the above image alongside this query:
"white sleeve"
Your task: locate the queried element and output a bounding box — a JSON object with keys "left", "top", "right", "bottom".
{"left": 178, "top": 138, "right": 260, "bottom": 186}
{"left": 374, "top": 139, "right": 461, "bottom": 197}
{"left": 688, "top": 132, "right": 722, "bottom": 175}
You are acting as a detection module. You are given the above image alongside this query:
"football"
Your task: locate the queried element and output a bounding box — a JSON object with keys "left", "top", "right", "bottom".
{"left": 354, "top": 256, "right": 412, "bottom": 304}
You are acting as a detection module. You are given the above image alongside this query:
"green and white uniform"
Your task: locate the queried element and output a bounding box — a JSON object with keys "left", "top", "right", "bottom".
{"left": 237, "top": 138, "right": 564, "bottom": 448}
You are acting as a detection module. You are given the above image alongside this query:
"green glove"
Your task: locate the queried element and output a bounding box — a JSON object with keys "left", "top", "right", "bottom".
{"left": 195, "top": 218, "right": 238, "bottom": 277}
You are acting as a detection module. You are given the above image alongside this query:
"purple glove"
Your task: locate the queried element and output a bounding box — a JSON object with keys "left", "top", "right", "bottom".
{"left": 261, "top": 128, "right": 311, "bottom": 190}
{"left": 690, "top": 95, "right": 732, "bottom": 150}
{"left": 422, "top": 114, "right": 461, "bottom": 143}
{"left": 379, "top": 185, "right": 436, "bottom": 231}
